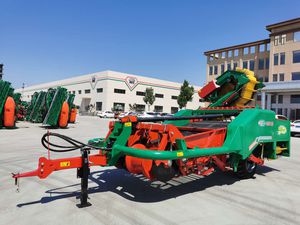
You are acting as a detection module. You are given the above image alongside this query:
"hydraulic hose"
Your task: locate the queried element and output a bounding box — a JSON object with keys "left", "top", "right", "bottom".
{"left": 41, "top": 132, "right": 105, "bottom": 152}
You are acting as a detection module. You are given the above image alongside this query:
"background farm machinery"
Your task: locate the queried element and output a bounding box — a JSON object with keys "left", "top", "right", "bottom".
{"left": 0, "top": 80, "right": 17, "bottom": 128}
{"left": 25, "top": 87, "right": 77, "bottom": 128}
{"left": 13, "top": 68, "right": 290, "bottom": 207}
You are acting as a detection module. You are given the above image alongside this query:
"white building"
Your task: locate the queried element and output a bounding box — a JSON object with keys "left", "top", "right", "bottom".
{"left": 16, "top": 70, "right": 203, "bottom": 114}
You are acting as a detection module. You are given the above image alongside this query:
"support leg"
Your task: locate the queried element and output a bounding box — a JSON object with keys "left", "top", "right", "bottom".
{"left": 76, "top": 149, "right": 92, "bottom": 208}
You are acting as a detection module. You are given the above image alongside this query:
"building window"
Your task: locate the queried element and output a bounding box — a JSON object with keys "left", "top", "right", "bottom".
{"left": 96, "top": 102, "right": 102, "bottom": 111}
{"left": 293, "top": 50, "right": 300, "bottom": 63}
{"left": 154, "top": 105, "right": 163, "bottom": 112}
{"left": 221, "top": 64, "right": 225, "bottom": 74}
{"left": 273, "top": 74, "right": 278, "bottom": 82}
{"left": 72, "top": 91, "right": 75, "bottom": 94}
{"left": 259, "top": 44, "right": 264, "bottom": 52}
{"left": 279, "top": 73, "right": 284, "bottom": 81}
{"left": 233, "top": 62, "right": 238, "bottom": 70}
{"left": 266, "top": 58, "right": 269, "bottom": 69}
{"left": 243, "top": 61, "right": 248, "bottom": 69}
{"left": 250, "top": 46, "right": 255, "bottom": 54}
{"left": 258, "top": 59, "right": 264, "bottom": 70}
{"left": 294, "top": 31, "right": 300, "bottom": 42}
{"left": 291, "top": 95, "right": 300, "bottom": 104}
{"left": 274, "top": 54, "right": 278, "bottom": 65}
{"left": 249, "top": 60, "right": 255, "bottom": 71}
{"left": 209, "top": 66, "right": 213, "bottom": 75}
{"left": 171, "top": 107, "right": 178, "bottom": 114}
{"left": 271, "top": 95, "right": 276, "bottom": 104}
{"left": 221, "top": 52, "right": 226, "bottom": 58}
{"left": 234, "top": 49, "right": 238, "bottom": 57}
{"left": 114, "top": 88, "right": 126, "bottom": 94}
{"left": 280, "top": 53, "right": 285, "bottom": 65}
{"left": 265, "top": 76, "right": 269, "bottom": 82}
{"left": 281, "top": 34, "right": 286, "bottom": 44}
{"left": 227, "top": 63, "right": 231, "bottom": 70}
{"left": 136, "top": 91, "right": 145, "bottom": 96}
{"left": 228, "top": 51, "right": 232, "bottom": 58}
{"left": 155, "top": 93, "right": 164, "bottom": 98}
{"left": 136, "top": 104, "right": 145, "bottom": 113}
{"left": 292, "top": 72, "right": 300, "bottom": 80}
{"left": 113, "top": 102, "right": 125, "bottom": 111}
{"left": 274, "top": 36, "right": 279, "bottom": 46}
{"left": 266, "top": 43, "right": 270, "bottom": 51}
{"left": 85, "top": 89, "right": 91, "bottom": 94}
{"left": 243, "top": 48, "right": 249, "bottom": 55}
{"left": 214, "top": 53, "right": 219, "bottom": 59}
{"left": 214, "top": 65, "right": 218, "bottom": 75}
{"left": 256, "top": 94, "right": 261, "bottom": 101}
{"left": 171, "top": 95, "right": 178, "bottom": 100}
{"left": 78, "top": 90, "right": 82, "bottom": 94}
{"left": 97, "top": 88, "right": 103, "bottom": 93}
{"left": 278, "top": 95, "right": 283, "bottom": 104}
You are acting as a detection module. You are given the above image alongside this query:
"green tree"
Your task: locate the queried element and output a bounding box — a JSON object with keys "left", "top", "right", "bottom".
{"left": 177, "top": 80, "right": 194, "bottom": 109}
{"left": 143, "top": 87, "right": 156, "bottom": 111}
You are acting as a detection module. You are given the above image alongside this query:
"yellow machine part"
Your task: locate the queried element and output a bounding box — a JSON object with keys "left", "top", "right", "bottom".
{"left": 276, "top": 146, "right": 287, "bottom": 154}
{"left": 234, "top": 67, "right": 258, "bottom": 106}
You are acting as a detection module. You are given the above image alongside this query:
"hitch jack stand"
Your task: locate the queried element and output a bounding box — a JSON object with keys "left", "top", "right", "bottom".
{"left": 76, "top": 149, "right": 92, "bottom": 208}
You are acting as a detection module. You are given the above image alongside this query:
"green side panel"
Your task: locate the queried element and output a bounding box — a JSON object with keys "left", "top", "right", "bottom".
{"left": 43, "top": 87, "right": 68, "bottom": 126}
{"left": 25, "top": 92, "right": 39, "bottom": 121}
{"left": 222, "top": 109, "right": 290, "bottom": 160}
{"left": 0, "top": 80, "right": 12, "bottom": 117}
{"left": 29, "top": 91, "right": 47, "bottom": 123}
{"left": 67, "top": 93, "right": 75, "bottom": 108}
{"left": 0, "top": 80, "right": 14, "bottom": 127}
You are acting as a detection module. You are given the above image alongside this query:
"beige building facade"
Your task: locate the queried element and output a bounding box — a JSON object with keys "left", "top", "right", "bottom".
{"left": 204, "top": 18, "right": 300, "bottom": 120}
{"left": 16, "top": 70, "right": 203, "bottom": 114}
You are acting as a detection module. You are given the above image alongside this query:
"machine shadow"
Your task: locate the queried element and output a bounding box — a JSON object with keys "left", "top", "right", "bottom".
{"left": 16, "top": 165, "right": 279, "bottom": 207}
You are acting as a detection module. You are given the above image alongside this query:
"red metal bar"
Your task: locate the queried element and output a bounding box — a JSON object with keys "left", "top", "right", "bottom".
{"left": 13, "top": 154, "right": 107, "bottom": 179}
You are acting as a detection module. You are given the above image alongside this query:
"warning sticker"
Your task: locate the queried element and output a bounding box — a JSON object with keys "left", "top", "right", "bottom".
{"left": 60, "top": 161, "right": 71, "bottom": 167}
{"left": 124, "top": 122, "right": 132, "bottom": 127}
{"left": 177, "top": 152, "right": 184, "bottom": 157}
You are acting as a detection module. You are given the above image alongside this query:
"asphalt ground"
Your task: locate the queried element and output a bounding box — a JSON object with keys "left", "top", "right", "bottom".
{"left": 0, "top": 116, "right": 299, "bottom": 225}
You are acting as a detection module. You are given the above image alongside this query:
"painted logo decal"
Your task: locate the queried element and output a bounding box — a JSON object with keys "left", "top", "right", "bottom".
{"left": 278, "top": 125, "right": 287, "bottom": 135}
{"left": 125, "top": 76, "right": 139, "bottom": 91}
{"left": 258, "top": 120, "right": 274, "bottom": 127}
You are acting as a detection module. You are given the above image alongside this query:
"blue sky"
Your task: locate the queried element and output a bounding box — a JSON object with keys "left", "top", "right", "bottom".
{"left": 1, "top": 0, "right": 300, "bottom": 88}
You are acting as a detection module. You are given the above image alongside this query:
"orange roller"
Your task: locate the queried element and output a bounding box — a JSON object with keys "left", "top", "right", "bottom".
{"left": 58, "top": 101, "right": 69, "bottom": 128}
{"left": 4, "top": 96, "right": 16, "bottom": 128}
{"left": 125, "top": 144, "right": 153, "bottom": 179}
{"left": 69, "top": 108, "right": 77, "bottom": 123}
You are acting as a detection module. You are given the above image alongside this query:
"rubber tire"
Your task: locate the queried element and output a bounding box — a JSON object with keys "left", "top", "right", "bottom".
{"left": 236, "top": 159, "right": 257, "bottom": 179}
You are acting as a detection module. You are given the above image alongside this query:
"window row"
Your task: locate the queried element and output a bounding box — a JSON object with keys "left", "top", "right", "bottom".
{"left": 271, "top": 95, "right": 300, "bottom": 104}
{"left": 273, "top": 51, "right": 300, "bottom": 65}
{"left": 209, "top": 43, "right": 270, "bottom": 61}
{"left": 271, "top": 72, "right": 300, "bottom": 82}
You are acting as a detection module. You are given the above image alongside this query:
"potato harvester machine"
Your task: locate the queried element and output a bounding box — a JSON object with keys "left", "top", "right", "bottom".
{"left": 12, "top": 68, "right": 290, "bottom": 207}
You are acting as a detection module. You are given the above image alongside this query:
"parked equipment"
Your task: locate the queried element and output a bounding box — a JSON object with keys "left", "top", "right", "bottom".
{"left": 13, "top": 68, "right": 290, "bottom": 207}
{"left": 0, "top": 80, "right": 16, "bottom": 128}
{"left": 25, "top": 87, "right": 76, "bottom": 128}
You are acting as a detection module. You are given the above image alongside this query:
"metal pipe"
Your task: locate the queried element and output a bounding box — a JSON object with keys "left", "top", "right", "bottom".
{"left": 135, "top": 113, "right": 232, "bottom": 123}
{"left": 111, "top": 144, "right": 237, "bottom": 161}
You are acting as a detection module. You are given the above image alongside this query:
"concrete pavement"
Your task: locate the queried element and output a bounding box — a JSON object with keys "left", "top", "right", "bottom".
{"left": 0, "top": 116, "right": 299, "bottom": 225}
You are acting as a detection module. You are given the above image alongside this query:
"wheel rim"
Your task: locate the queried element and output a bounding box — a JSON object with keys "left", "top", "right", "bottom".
{"left": 246, "top": 160, "right": 256, "bottom": 173}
